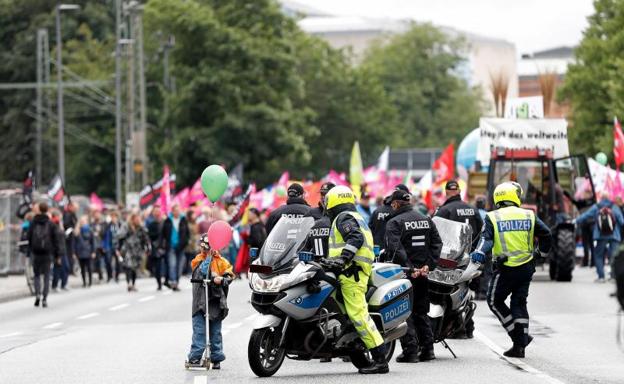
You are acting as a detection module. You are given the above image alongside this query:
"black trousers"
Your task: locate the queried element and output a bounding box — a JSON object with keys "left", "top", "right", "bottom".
{"left": 487, "top": 261, "right": 535, "bottom": 346}
{"left": 581, "top": 222, "right": 594, "bottom": 267}
{"left": 400, "top": 276, "right": 434, "bottom": 354}
{"left": 126, "top": 267, "right": 137, "bottom": 286}
{"left": 79, "top": 258, "right": 92, "bottom": 287}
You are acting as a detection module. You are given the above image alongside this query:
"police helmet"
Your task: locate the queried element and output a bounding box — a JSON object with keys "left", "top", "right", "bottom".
{"left": 325, "top": 185, "right": 356, "bottom": 210}
{"left": 493, "top": 182, "right": 522, "bottom": 207}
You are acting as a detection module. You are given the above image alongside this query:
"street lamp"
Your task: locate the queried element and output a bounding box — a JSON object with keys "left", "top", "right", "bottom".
{"left": 55, "top": 2, "right": 80, "bottom": 185}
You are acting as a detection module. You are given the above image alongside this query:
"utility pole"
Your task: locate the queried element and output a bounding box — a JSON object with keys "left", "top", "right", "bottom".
{"left": 135, "top": 7, "right": 148, "bottom": 186}
{"left": 54, "top": 3, "right": 80, "bottom": 185}
{"left": 36, "top": 29, "right": 50, "bottom": 188}
{"left": 114, "top": 0, "right": 122, "bottom": 204}
{"left": 126, "top": 38, "right": 135, "bottom": 198}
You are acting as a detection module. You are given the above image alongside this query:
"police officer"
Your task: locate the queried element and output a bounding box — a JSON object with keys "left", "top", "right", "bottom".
{"left": 369, "top": 184, "right": 410, "bottom": 251}
{"left": 434, "top": 180, "right": 483, "bottom": 250}
{"left": 324, "top": 185, "right": 388, "bottom": 374}
{"left": 265, "top": 183, "right": 311, "bottom": 234}
{"left": 471, "top": 182, "right": 551, "bottom": 358}
{"left": 434, "top": 180, "right": 483, "bottom": 338}
{"left": 385, "top": 189, "right": 442, "bottom": 363}
{"left": 304, "top": 182, "right": 335, "bottom": 257}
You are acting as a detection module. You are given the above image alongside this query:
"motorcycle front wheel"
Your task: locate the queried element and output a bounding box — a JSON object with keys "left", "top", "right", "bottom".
{"left": 248, "top": 327, "right": 286, "bottom": 377}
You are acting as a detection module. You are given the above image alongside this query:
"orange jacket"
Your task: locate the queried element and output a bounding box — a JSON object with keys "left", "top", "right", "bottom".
{"left": 191, "top": 250, "right": 234, "bottom": 277}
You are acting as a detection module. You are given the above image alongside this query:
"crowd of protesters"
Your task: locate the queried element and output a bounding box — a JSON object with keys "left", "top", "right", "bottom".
{"left": 19, "top": 198, "right": 270, "bottom": 307}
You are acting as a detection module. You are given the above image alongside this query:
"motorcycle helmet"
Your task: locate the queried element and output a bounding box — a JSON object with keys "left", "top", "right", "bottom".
{"left": 325, "top": 185, "right": 356, "bottom": 210}
{"left": 493, "top": 182, "right": 522, "bottom": 207}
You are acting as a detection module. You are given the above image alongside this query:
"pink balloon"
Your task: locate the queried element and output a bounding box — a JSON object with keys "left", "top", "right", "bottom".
{"left": 207, "top": 220, "right": 233, "bottom": 251}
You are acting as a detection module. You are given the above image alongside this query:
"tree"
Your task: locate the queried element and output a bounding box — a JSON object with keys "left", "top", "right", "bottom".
{"left": 558, "top": 0, "right": 624, "bottom": 159}
{"left": 144, "top": 0, "right": 317, "bottom": 187}
{"left": 360, "top": 23, "right": 484, "bottom": 148}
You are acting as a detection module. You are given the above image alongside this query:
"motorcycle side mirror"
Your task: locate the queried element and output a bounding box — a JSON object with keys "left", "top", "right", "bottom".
{"left": 250, "top": 247, "right": 259, "bottom": 259}
{"left": 373, "top": 245, "right": 380, "bottom": 257}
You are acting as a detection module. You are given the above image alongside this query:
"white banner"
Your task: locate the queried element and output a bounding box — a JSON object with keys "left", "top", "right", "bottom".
{"left": 477, "top": 118, "right": 569, "bottom": 166}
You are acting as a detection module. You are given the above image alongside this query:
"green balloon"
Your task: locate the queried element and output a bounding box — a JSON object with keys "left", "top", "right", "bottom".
{"left": 596, "top": 152, "right": 608, "bottom": 166}
{"left": 201, "top": 165, "right": 229, "bottom": 202}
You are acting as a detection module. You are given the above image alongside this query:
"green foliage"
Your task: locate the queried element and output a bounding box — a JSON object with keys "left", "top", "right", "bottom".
{"left": 558, "top": 0, "right": 624, "bottom": 160}
{"left": 361, "top": 23, "right": 483, "bottom": 147}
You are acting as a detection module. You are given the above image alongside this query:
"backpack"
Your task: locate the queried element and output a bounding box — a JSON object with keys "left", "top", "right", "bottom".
{"left": 31, "top": 220, "right": 53, "bottom": 254}
{"left": 598, "top": 206, "right": 616, "bottom": 236}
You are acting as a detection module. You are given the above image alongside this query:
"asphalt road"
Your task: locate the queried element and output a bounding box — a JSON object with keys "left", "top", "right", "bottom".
{"left": 0, "top": 266, "right": 622, "bottom": 384}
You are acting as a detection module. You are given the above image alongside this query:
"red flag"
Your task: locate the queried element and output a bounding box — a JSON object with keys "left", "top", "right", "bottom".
{"left": 614, "top": 117, "right": 624, "bottom": 169}
{"left": 160, "top": 166, "right": 171, "bottom": 214}
{"left": 432, "top": 143, "right": 455, "bottom": 183}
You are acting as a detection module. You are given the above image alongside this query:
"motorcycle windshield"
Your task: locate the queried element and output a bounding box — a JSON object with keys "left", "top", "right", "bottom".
{"left": 257, "top": 216, "right": 315, "bottom": 272}
{"left": 432, "top": 217, "right": 472, "bottom": 264}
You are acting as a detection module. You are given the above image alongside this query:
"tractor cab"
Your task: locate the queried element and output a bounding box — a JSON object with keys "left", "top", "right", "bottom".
{"left": 486, "top": 148, "right": 597, "bottom": 281}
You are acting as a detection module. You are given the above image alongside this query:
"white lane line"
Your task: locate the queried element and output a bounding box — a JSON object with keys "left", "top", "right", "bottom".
{"left": 109, "top": 303, "right": 130, "bottom": 311}
{"left": 76, "top": 312, "right": 100, "bottom": 320}
{"left": 225, "top": 322, "right": 243, "bottom": 329}
{"left": 193, "top": 376, "right": 207, "bottom": 384}
{"left": 474, "top": 330, "right": 566, "bottom": 384}
{"left": 244, "top": 314, "right": 258, "bottom": 321}
{"left": 0, "top": 331, "right": 23, "bottom": 338}
{"left": 42, "top": 322, "right": 63, "bottom": 329}
{"left": 138, "top": 295, "right": 155, "bottom": 302}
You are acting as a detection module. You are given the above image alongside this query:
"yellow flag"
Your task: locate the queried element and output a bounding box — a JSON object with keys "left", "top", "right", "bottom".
{"left": 350, "top": 141, "right": 364, "bottom": 198}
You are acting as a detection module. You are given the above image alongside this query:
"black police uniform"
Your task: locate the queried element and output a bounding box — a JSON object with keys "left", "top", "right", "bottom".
{"left": 369, "top": 203, "right": 393, "bottom": 248}
{"left": 265, "top": 197, "right": 311, "bottom": 234}
{"left": 434, "top": 194, "right": 484, "bottom": 336}
{"left": 385, "top": 205, "right": 442, "bottom": 356}
{"left": 308, "top": 206, "right": 323, "bottom": 221}
{"left": 304, "top": 211, "right": 331, "bottom": 257}
{"left": 434, "top": 194, "right": 483, "bottom": 251}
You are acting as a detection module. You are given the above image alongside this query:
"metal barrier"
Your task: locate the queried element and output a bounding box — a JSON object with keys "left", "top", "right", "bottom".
{"left": 0, "top": 193, "right": 25, "bottom": 275}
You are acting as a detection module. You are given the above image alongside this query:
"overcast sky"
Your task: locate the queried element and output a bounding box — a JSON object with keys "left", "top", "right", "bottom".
{"left": 295, "top": 0, "right": 595, "bottom": 55}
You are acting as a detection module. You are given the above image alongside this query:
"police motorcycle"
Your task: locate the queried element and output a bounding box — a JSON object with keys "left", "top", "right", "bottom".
{"left": 248, "top": 216, "right": 413, "bottom": 377}
{"left": 427, "top": 217, "right": 482, "bottom": 357}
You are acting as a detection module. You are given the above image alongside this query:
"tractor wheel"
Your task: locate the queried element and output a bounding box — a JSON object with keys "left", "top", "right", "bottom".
{"left": 554, "top": 228, "right": 575, "bottom": 282}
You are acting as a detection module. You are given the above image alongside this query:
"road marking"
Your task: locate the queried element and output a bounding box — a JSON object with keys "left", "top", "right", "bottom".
{"left": 244, "top": 314, "right": 258, "bottom": 321}
{"left": 109, "top": 303, "right": 130, "bottom": 311}
{"left": 0, "top": 332, "right": 23, "bottom": 338}
{"left": 162, "top": 290, "right": 172, "bottom": 296}
{"left": 226, "top": 322, "right": 242, "bottom": 329}
{"left": 474, "top": 330, "right": 566, "bottom": 384}
{"left": 42, "top": 322, "right": 63, "bottom": 329}
{"left": 193, "top": 376, "right": 207, "bottom": 384}
{"left": 138, "top": 295, "right": 155, "bottom": 302}
{"left": 77, "top": 312, "right": 100, "bottom": 320}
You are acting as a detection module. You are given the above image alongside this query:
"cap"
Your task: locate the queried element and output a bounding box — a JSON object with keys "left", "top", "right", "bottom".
{"left": 319, "top": 182, "right": 336, "bottom": 196}
{"left": 445, "top": 180, "right": 460, "bottom": 191}
{"left": 394, "top": 184, "right": 409, "bottom": 192}
{"left": 390, "top": 189, "right": 411, "bottom": 203}
{"left": 287, "top": 183, "right": 304, "bottom": 198}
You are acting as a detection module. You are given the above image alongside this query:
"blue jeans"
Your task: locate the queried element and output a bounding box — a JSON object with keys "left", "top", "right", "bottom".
{"left": 594, "top": 239, "right": 618, "bottom": 279}
{"left": 188, "top": 314, "right": 225, "bottom": 362}
{"left": 167, "top": 248, "right": 184, "bottom": 284}
{"left": 52, "top": 254, "right": 70, "bottom": 289}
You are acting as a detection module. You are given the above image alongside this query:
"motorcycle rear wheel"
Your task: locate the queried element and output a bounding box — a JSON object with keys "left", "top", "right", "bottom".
{"left": 248, "top": 327, "right": 286, "bottom": 377}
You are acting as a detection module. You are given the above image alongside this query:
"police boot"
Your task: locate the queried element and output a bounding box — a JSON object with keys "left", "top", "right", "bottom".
{"left": 503, "top": 344, "right": 525, "bottom": 358}
{"left": 358, "top": 345, "right": 389, "bottom": 374}
{"left": 395, "top": 351, "right": 419, "bottom": 363}
{"left": 418, "top": 345, "right": 436, "bottom": 362}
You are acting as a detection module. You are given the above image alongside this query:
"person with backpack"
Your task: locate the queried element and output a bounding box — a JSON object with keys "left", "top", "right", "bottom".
{"left": 576, "top": 193, "right": 624, "bottom": 282}
{"left": 27, "top": 202, "right": 62, "bottom": 308}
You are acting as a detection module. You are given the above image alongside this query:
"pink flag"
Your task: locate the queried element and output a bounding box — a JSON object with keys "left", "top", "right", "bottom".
{"left": 325, "top": 170, "right": 349, "bottom": 186}
{"left": 160, "top": 165, "right": 171, "bottom": 214}
{"left": 173, "top": 187, "right": 190, "bottom": 210}
{"left": 188, "top": 178, "right": 204, "bottom": 205}
{"left": 90, "top": 192, "right": 104, "bottom": 212}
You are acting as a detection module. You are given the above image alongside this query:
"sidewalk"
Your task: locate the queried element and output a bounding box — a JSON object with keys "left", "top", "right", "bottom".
{"left": 0, "top": 274, "right": 85, "bottom": 303}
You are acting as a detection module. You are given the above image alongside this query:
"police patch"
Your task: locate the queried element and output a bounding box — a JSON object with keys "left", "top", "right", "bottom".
{"left": 341, "top": 223, "right": 353, "bottom": 233}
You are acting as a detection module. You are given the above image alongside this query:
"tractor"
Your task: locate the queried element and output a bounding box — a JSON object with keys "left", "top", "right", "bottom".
{"left": 479, "top": 148, "right": 596, "bottom": 281}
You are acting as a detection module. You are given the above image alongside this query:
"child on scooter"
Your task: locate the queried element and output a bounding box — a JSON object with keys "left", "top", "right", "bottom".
{"left": 185, "top": 234, "right": 234, "bottom": 370}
